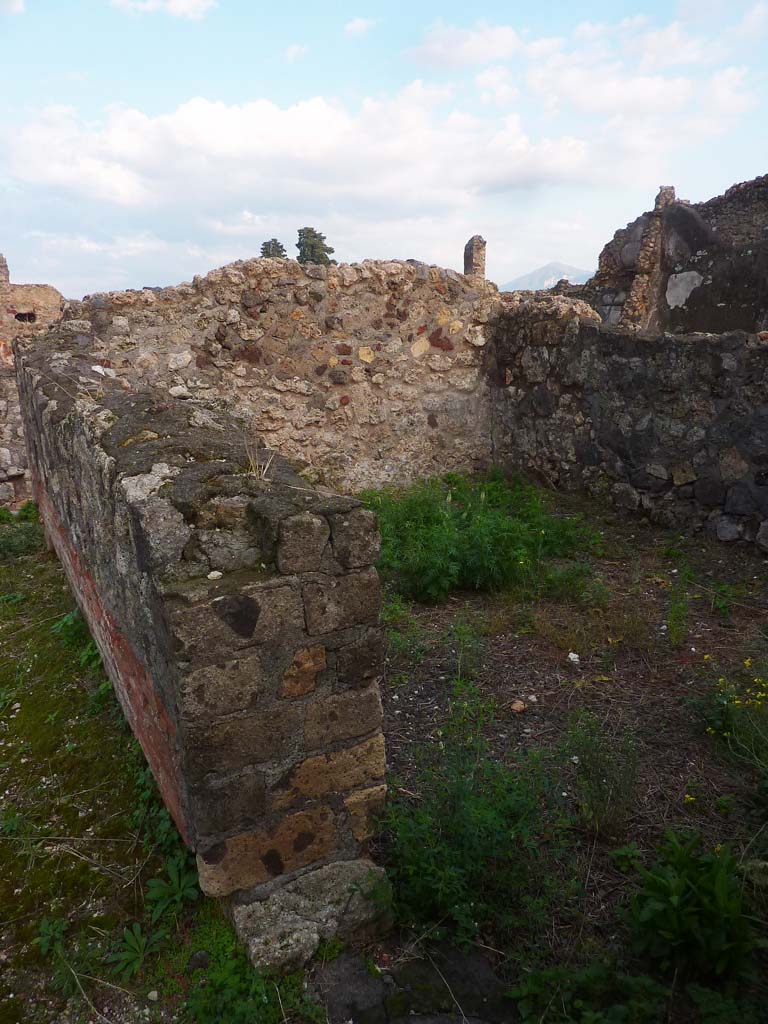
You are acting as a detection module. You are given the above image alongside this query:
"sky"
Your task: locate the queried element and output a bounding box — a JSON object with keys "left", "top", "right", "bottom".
{"left": 0, "top": 1, "right": 766, "bottom": 297}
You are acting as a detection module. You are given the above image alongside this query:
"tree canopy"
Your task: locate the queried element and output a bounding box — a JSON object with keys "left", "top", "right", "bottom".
{"left": 296, "top": 227, "right": 336, "bottom": 266}
{"left": 260, "top": 238, "right": 288, "bottom": 259}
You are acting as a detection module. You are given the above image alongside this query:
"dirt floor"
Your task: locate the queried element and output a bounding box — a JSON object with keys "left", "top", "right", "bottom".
{"left": 375, "top": 494, "right": 768, "bottom": 984}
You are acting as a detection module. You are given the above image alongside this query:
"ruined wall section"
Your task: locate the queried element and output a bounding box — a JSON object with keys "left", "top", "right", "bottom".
{"left": 583, "top": 176, "right": 768, "bottom": 335}
{"left": 490, "top": 295, "right": 768, "bottom": 552}
{"left": 695, "top": 174, "right": 768, "bottom": 249}
{"left": 62, "top": 258, "right": 499, "bottom": 494}
{"left": 16, "top": 322, "right": 388, "bottom": 970}
{"left": 0, "top": 254, "right": 64, "bottom": 504}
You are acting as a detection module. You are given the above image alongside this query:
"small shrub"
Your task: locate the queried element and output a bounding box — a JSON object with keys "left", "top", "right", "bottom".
{"left": 703, "top": 663, "right": 768, "bottom": 783}
{"left": 566, "top": 711, "right": 637, "bottom": 838}
{"left": 711, "top": 583, "right": 736, "bottom": 623}
{"left": 686, "top": 984, "right": 759, "bottom": 1024}
{"left": 361, "top": 472, "right": 598, "bottom": 604}
{"left": 146, "top": 854, "right": 199, "bottom": 923}
{"left": 381, "top": 593, "right": 426, "bottom": 663}
{"left": 130, "top": 751, "right": 185, "bottom": 856}
{"left": 184, "top": 947, "right": 323, "bottom": 1024}
{"left": 667, "top": 566, "right": 693, "bottom": 646}
{"left": 107, "top": 922, "right": 166, "bottom": 981}
{"left": 0, "top": 519, "right": 44, "bottom": 560}
{"left": 610, "top": 842, "right": 643, "bottom": 874}
{"left": 50, "top": 608, "right": 103, "bottom": 673}
{"left": 315, "top": 936, "right": 344, "bottom": 963}
{"left": 512, "top": 963, "right": 667, "bottom": 1023}
{"left": 627, "top": 832, "right": 757, "bottom": 979}
{"left": 382, "top": 679, "right": 566, "bottom": 944}
{"left": 17, "top": 501, "right": 40, "bottom": 522}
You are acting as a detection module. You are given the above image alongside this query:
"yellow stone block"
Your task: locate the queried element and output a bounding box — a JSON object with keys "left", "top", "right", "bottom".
{"left": 358, "top": 346, "right": 375, "bottom": 363}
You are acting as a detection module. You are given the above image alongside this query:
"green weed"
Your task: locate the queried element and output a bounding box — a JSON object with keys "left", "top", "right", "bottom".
{"left": 315, "top": 936, "right": 344, "bottom": 963}
{"left": 183, "top": 946, "right": 323, "bottom": 1024}
{"left": 146, "top": 854, "right": 199, "bottom": 924}
{"left": 512, "top": 962, "right": 667, "bottom": 1023}
{"left": 711, "top": 583, "right": 737, "bottom": 623}
{"left": 382, "top": 593, "right": 427, "bottom": 663}
{"left": 667, "top": 566, "right": 693, "bottom": 646}
{"left": 627, "top": 832, "right": 757, "bottom": 979}
{"left": 362, "top": 471, "right": 598, "bottom": 604}
{"left": 107, "top": 922, "right": 166, "bottom": 981}
{"left": 382, "top": 678, "right": 567, "bottom": 945}
{"left": 566, "top": 711, "right": 637, "bottom": 838}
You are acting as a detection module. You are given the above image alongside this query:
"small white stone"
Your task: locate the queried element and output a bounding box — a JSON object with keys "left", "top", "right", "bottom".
{"left": 147, "top": 990, "right": 159, "bottom": 1002}
{"left": 207, "top": 571, "right": 223, "bottom": 581}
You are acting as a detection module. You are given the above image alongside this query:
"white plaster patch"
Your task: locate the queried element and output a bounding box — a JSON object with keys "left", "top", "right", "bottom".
{"left": 665, "top": 271, "right": 703, "bottom": 309}
{"left": 121, "top": 462, "right": 180, "bottom": 503}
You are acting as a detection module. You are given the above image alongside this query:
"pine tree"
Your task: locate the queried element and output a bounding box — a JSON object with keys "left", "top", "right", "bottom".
{"left": 296, "top": 227, "right": 336, "bottom": 266}
{"left": 260, "top": 238, "right": 288, "bottom": 259}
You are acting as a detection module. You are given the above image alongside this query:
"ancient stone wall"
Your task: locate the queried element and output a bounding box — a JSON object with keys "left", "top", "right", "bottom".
{"left": 582, "top": 176, "right": 768, "bottom": 335}
{"left": 696, "top": 174, "right": 768, "bottom": 250}
{"left": 0, "top": 253, "right": 63, "bottom": 504}
{"left": 60, "top": 257, "right": 499, "bottom": 494}
{"left": 490, "top": 294, "right": 768, "bottom": 552}
{"left": 16, "top": 321, "right": 390, "bottom": 970}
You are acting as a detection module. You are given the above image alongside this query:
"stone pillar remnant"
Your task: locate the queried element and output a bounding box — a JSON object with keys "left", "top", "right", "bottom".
{"left": 464, "top": 235, "right": 487, "bottom": 278}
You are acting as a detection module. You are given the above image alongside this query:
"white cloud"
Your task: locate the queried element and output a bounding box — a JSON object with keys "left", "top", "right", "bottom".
{"left": 0, "top": 0, "right": 25, "bottom": 12}
{"left": 111, "top": 0, "right": 216, "bottom": 19}
{"left": 7, "top": 86, "right": 591, "bottom": 219}
{"left": 475, "top": 66, "right": 519, "bottom": 106}
{"left": 205, "top": 210, "right": 266, "bottom": 235}
{"left": 629, "top": 21, "right": 710, "bottom": 70}
{"left": 345, "top": 17, "right": 375, "bottom": 37}
{"left": 285, "top": 43, "right": 308, "bottom": 63}
{"left": 411, "top": 21, "right": 521, "bottom": 66}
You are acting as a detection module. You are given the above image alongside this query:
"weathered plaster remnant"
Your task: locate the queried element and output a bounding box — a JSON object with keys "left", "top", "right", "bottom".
{"left": 581, "top": 174, "right": 768, "bottom": 335}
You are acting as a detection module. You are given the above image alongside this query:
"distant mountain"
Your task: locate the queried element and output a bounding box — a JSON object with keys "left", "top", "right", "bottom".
{"left": 500, "top": 261, "right": 593, "bottom": 292}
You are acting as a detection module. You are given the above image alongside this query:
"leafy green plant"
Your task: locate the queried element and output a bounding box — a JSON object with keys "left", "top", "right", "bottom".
{"left": 702, "top": 664, "right": 768, "bottom": 783}
{"left": 107, "top": 922, "right": 166, "bottom": 981}
{"left": 711, "top": 583, "right": 736, "bottom": 623}
{"left": 0, "top": 517, "right": 44, "bottom": 560}
{"left": 184, "top": 946, "right": 323, "bottom": 1024}
{"left": 17, "top": 501, "right": 39, "bottom": 522}
{"left": 315, "top": 936, "right": 344, "bottom": 963}
{"left": 361, "top": 472, "right": 598, "bottom": 604}
{"left": 627, "top": 832, "right": 757, "bottom": 979}
{"left": 686, "top": 984, "right": 759, "bottom": 1024}
{"left": 445, "top": 616, "right": 484, "bottom": 680}
{"left": 381, "top": 593, "right": 427, "bottom": 663}
{"left": 129, "top": 747, "right": 185, "bottom": 856}
{"left": 1, "top": 806, "right": 30, "bottom": 836}
{"left": 382, "top": 678, "right": 566, "bottom": 944}
{"left": 667, "top": 566, "right": 693, "bottom": 646}
{"left": 512, "top": 963, "right": 667, "bottom": 1023}
{"left": 50, "top": 609, "right": 103, "bottom": 671}
{"left": 0, "top": 591, "right": 25, "bottom": 607}
{"left": 32, "top": 916, "right": 68, "bottom": 960}
{"left": 566, "top": 711, "right": 637, "bottom": 838}
{"left": 146, "top": 855, "right": 199, "bottom": 923}
{"left": 610, "top": 842, "right": 643, "bottom": 874}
